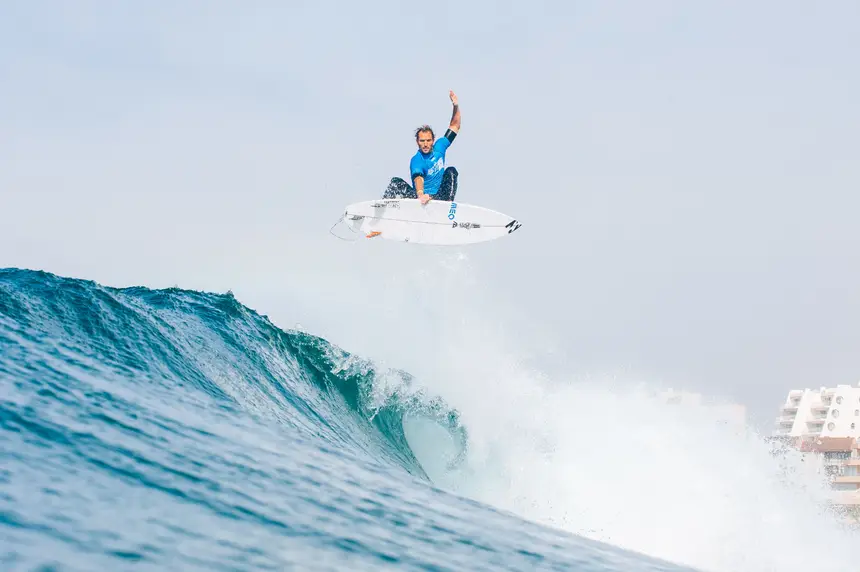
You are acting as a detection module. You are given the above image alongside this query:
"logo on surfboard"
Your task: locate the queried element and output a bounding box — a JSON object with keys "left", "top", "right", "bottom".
{"left": 370, "top": 200, "right": 399, "bottom": 209}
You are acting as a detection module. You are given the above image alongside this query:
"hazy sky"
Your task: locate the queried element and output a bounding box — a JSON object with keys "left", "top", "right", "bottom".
{"left": 2, "top": 1, "right": 859, "bottom": 427}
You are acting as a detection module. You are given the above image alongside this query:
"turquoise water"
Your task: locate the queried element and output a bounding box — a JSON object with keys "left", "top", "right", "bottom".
{"left": 1, "top": 268, "right": 694, "bottom": 571}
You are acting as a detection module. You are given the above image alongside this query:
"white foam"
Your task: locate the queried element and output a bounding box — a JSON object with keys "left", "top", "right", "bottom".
{"left": 371, "top": 254, "right": 860, "bottom": 572}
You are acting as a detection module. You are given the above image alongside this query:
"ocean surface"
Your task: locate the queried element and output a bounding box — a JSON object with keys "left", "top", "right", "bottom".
{"left": 2, "top": 267, "right": 859, "bottom": 571}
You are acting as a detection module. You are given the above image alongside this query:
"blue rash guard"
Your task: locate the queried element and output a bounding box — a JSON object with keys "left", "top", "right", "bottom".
{"left": 410, "top": 136, "right": 452, "bottom": 195}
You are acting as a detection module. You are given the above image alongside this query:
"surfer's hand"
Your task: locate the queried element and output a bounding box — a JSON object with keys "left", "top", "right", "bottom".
{"left": 419, "top": 194, "right": 431, "bottom": 205}
{"left": 449, "top": 90, "right": 458, "bottom": 106}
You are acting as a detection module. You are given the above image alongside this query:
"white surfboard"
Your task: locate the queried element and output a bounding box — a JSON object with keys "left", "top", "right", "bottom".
{"left": 335, "top": 198, "right": 522, "bottom": 245}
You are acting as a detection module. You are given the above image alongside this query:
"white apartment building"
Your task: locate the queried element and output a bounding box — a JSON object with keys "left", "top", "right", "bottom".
{"left": 773, "top": 383, "right": 860, "bottom": 439}
{"left": 771, "top": 384, "right": 860, "bottom": 521}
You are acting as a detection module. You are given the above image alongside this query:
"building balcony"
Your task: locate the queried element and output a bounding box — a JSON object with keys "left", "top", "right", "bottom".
{"left": 833, "top": 476, "right": 860, "bottom": 485}
{"left": 829, "top": 491, "right": 860, "bottom": 506}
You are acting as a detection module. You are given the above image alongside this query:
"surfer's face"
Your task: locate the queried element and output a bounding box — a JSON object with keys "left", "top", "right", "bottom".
{"left": 416, "top": 131, "right": 434, "bottom": 154}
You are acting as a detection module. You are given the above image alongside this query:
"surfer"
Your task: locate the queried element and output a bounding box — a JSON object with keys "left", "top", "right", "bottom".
{"left": 383, "top": 90, "right": 461, "bottom": 204}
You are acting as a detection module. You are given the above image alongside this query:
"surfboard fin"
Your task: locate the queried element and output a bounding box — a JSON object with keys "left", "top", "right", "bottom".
{"left": 365, "top": 231, "right": 382, "bottom": 238}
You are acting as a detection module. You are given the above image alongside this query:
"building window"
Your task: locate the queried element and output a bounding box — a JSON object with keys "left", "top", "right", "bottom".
{"left": 852, "top": 423, "right": 856, "bottom": 430}
{"left": 833, "top": 409, "right": 841, "bottom": 418}
{"left": 837, "top": 396, "right": 844, "bottom": 404}
{"left": 856, "top": 410, "right": 859, "bottom": 416}
{"left": 828, "top": 422, "right": 836, "bottom": 431}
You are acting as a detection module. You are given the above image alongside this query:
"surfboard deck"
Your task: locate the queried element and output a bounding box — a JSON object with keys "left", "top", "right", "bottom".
{"left": 338, "top": 198, "right": 521, "bottom": 245}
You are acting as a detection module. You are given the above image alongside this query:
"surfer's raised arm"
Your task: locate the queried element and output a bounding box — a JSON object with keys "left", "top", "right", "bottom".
{"left": 448, "top": 91, "right": 461, "bottom": 133}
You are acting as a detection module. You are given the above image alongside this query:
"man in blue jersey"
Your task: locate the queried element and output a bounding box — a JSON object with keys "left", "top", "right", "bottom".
{"left": 384, "top": 90, "right": 461, "bottom": 204}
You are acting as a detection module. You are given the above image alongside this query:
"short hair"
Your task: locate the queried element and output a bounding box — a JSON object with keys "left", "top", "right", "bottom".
{"left": 414, "top": 125, "right": 434, "bottom": 141}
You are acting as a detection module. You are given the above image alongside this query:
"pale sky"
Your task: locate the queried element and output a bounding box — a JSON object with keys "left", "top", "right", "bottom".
{"left": 2, "top": 1, "right": 859, "bottom": 427}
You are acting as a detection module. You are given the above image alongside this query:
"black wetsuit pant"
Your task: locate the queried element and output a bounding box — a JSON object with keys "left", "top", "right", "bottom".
{"left": 383, "top": 167, "right": 459, "bottom": 202}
